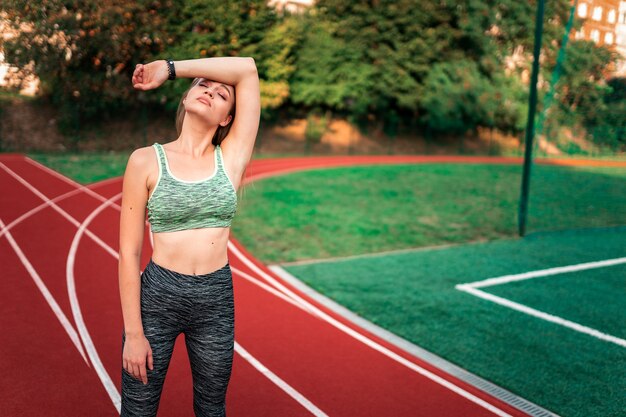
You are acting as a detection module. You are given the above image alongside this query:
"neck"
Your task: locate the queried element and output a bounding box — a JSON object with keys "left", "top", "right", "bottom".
{"left": 176, "top": 114, "right": 218, "bottom": 157}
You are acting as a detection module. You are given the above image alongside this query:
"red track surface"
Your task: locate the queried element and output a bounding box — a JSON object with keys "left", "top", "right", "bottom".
{"left": 3, "top": 152, "right": 612, "bottom": 416}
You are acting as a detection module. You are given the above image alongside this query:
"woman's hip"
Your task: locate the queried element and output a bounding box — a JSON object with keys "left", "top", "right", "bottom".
{"left": 140, "top": 258, "right": 233, "bottom": 306}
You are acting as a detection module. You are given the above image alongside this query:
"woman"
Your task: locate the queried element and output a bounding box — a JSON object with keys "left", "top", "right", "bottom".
{"left": 119, "top": 56, "right": 260, "bottom": 417}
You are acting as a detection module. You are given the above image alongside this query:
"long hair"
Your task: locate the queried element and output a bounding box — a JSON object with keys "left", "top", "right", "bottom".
{"left": 175, "top": 77, "right": 248, "bottom": 201}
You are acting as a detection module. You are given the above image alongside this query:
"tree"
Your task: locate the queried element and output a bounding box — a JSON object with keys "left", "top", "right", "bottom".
{"left": 1, "top": 0, "right": 279, "bottom": 137}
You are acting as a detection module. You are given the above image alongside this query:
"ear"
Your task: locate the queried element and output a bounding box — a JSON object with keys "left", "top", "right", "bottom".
{"left": 220, "top": 114, "right": 233, "bottom": 127}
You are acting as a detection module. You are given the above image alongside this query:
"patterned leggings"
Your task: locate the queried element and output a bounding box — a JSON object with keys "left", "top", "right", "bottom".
{"left": 121, "top": 258, "right": 235, "bottom": 417}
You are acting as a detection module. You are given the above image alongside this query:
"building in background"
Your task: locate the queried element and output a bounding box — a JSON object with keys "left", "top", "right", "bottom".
{"left": 572, "top": 0, "right": 626, "bottom": 76}
{"left": 267, "top": 0, "right": 314, "bottom": 14}
{"left": 0, "top": 12, "right": 39, "bottom": 96}
{"left": 615, "top": 1, "right": 626, "bottom": 74}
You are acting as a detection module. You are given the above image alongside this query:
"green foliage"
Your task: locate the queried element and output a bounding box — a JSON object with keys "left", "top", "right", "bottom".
{"left": 420, "top": 60, "right": 484, "bottom": 134}
{"left": 586, "top": 77, "right": 626, "bottom": 149}
{"left": 170, "top": 0, "right": 276, "bottom": 57}
{"left": 290, "top": 18, "right": 375, "bottom": 116}
{"left": 140, "top": 0, "right": 279, "bottom": 114}
{"left": 2, "top": 0, "right": 171, "bottom": 135}
{"left": 1, "top": 0, "right": 623, "bottom": 147}
{"left": 1, "top": 0, "right": 278, "bottom": 135}
{"left": 241, "top": 15, "right": 305, "bottom": 116}
{"left": 544, "top": 39, "right": 624, "bottom": 150}
{"left": 420, "top": 60, "right": 527, "bottom": 134}
{"left": 295, "top": 0, "right": 582, "bottom": 135}
{"left": 307, "top": 0, "right": 440, "bottom": 115}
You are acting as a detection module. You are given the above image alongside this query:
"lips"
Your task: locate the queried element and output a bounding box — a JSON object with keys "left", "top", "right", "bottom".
{"left": 197, "top": 97, "right": 211, "bottom": 106}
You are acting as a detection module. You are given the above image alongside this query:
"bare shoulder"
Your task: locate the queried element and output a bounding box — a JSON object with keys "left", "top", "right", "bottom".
{"left": 128, "top": 145, "right": 154, "bottom": 165}
{"left": 123, "top": 145, "right": 159, "bottom": 188}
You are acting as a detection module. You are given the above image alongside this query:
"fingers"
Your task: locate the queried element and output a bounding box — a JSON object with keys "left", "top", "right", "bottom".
{"left": 147, "top": 349, "right": 154, "bottom": 371}
{"left": 131, "top": 363, "right": 138, "bottom": 381}
{"left": 139, "top": 364, "right": 148, "bottom": 385}
{"left": 130, "top": 363, "right": 148, "bottom": 385}
{"left": 124, "top": 360, "right": 148, "bottom": 384}
{"left": 132, "top": 64, "right": 144, "bottom": 89}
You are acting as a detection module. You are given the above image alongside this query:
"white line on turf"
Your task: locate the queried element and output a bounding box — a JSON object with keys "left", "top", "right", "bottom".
{"left": 456, "top": 284, "right": 626, "bottom": 348}
{"left": 456, "top": 258, "right": 626, "bottom": 348}
{"left": 458, "top": 257, "right": 626, "bottom": 289}
{"left": 271, "top": 265, "right": 561, "bottom": 417}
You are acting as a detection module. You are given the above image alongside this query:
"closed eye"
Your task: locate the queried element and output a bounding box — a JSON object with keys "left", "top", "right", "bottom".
{"left": 199, "top": 82, "right": 227, "bottom": 100}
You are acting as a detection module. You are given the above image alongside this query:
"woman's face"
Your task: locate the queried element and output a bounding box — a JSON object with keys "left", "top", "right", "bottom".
{"left": 184, "top": 78, "right": 234, "bottom": 127}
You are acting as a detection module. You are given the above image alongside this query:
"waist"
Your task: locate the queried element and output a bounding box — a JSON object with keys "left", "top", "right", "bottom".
{"left": 151, "top": 228, "right": 229, "bottom": 275}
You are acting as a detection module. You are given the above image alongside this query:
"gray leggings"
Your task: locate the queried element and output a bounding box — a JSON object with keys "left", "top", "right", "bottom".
{"left": 121, "top": 258, "right": 235, "bottom": 417}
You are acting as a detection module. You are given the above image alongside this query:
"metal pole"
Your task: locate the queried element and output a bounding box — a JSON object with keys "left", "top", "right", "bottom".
{"left": 518, "top": 0, "right": 545, "bottom": 237}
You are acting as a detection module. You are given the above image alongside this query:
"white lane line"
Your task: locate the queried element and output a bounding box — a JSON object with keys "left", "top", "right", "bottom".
{"left": 227, "top": 242, "right": 516, "bottom": 417}
{"left": 66, "top": 192, "right": 124, "bottom": 412}
{"left": 0, "top": 187, "right": 89, "bottom": 239}
{"left": 0, "top": 163, "right": 119, "bottom": 260}
{"left": 2, "top": 162, "right": 326, "bottom": 415}
{"left": 64, "top": 194, "right": 326, "bottom": 415}
{"left": 234, "top": 342, "right": 329, "bottom": 417}
{"left": 271, "top": 265, "right": 560, "bottom": 417}
{"left": 0, "top": 216, "right": 89, "bottom": 365}
{"left": 232, "top": 266, "right": 318, "bottom": 313}
{"left": 23, "top": 157, "right": 123, "bottom": 209}
{"left": 227, "top": 242, "right": 324, "bottom": 316}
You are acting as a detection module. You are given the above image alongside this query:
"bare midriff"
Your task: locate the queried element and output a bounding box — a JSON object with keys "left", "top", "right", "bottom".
{"left": 151, "top": 227, "right": 230, "bottom": 276}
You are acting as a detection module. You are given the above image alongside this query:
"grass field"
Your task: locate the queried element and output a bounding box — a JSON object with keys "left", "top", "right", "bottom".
{"left": 230, "top": 163, "right": 626, "bottom": 264}
{"left": 282, "top": 226, "right": 626, "bottom": 417}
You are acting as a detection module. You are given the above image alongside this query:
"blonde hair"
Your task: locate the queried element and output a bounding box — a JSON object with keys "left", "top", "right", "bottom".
{"left": 175, "top": 77, "right": 248, "bottom": 202}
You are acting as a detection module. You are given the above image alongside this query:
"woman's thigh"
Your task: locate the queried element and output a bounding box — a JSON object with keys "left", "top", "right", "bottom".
{"left": 184, "top": 264, "right": 235, "bottom": 416}
{"left": 121, "top": 261, "right": 190, "bottom": 416}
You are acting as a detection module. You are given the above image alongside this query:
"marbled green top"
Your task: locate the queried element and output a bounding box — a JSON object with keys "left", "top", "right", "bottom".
{"left": 147, "top": 142, "right": 237, "bottom": 233}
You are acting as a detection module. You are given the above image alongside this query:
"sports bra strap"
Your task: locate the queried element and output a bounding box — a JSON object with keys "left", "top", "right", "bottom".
{"left": 153, "top": 143, "right": 167, "bottom": 171}
{"left": 154, "top": 142, "right": 223, "bottom": 173}
{"left": 216, "top": 144, "right": 224, "bottom": 169}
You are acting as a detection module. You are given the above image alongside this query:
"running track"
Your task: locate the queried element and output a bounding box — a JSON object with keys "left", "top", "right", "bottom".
{"left": 4, "top": 152, "right": 614, "bottom": 416}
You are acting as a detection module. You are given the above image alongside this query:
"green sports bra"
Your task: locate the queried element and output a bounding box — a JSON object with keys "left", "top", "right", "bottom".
{"left": 147, "top": 142, "right": 238, "bottom": 233}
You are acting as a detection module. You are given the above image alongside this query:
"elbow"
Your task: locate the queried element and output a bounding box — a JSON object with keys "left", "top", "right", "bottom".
{"left": 247, "top": 57, "right": 258, "bottom": 75}
{"left": 119, "top": 249, "right": 141, "bottom": 262}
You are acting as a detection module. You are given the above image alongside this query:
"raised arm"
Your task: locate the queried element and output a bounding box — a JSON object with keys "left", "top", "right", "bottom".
{"left": 132, "top": 56, "right": 261, "bottom": 177}
{"left": 174, "top": 57, "right": 261, "bottom": 173}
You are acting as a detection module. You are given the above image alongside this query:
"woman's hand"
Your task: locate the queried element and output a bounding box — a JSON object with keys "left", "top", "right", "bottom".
{"left": 122, "top": 333, "right": 154, "bottom": 385}
{"left": 132, "top": 60, "right": 169, "bottom": 91}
